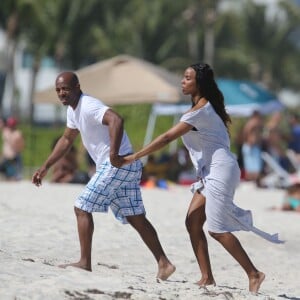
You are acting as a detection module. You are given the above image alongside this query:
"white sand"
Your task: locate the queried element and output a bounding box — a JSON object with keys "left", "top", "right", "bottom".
{"left": 0, "top": 181, "right": 299, "bottom": 300}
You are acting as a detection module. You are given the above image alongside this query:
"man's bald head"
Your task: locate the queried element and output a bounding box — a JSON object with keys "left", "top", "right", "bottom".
{"left": 56, "top": 71, "right": 79, "bottom": 88}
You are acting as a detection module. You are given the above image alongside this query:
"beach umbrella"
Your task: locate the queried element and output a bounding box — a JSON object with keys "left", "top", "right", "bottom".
{"left": 33, "top": 55, "right": 188, "bottom": 105}
{"left": 216, "top": 79, "right": 284, "bottom": 117}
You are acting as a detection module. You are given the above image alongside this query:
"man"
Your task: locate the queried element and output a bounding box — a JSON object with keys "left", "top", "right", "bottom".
{"left": 32, "top": 72, "right": 175, "bottom": 280}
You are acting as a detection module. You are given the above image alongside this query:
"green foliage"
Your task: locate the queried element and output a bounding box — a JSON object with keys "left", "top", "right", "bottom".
{"left": 13, "top": 104, "right": 175, "bottom": 175}
{"left": 2, "top": 0, "right": 300, "bottom": 92}
{"left": 113, "top": 104, "right": 152, "bottom": 150}
{"left": 19, "top": 124, "right": 65, "bottom": 170}
{"left": 113, "top": 104, "right": 175, "bottom": 151}
{"left": 0, "top": 106, "right": 254, "bottom": 181}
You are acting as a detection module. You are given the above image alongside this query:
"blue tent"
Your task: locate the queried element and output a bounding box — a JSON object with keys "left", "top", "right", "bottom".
{"left": 217, "top": 79, "right": 284, "bottom": 117}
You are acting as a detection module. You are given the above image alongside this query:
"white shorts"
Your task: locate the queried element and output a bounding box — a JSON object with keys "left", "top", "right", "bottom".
{"left": 75, "top": 160, "right": 145, "bottom": 224}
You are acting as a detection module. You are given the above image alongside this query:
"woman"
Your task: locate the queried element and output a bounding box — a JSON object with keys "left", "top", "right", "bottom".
{"left": 113, "top": 63, "right": 283, "bottom": 294}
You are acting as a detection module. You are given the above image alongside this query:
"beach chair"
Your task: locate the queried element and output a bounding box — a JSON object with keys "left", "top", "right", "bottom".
{"left": 260, "top": 151, "right": 300, "bottom": 188}
{"left": 286, "top": 149, "right": 300, "bottom": 172}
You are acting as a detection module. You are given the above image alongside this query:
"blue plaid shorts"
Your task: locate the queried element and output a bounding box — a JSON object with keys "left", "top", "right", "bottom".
{"left": 75, "top": 159, "right": 145, "bottom": 224}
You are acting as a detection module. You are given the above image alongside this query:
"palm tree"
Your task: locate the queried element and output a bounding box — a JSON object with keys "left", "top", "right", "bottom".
{"left": 238, "top": 1, "right": 300, "bottom": 90}
{"left": 0, "top": 0, "right": 30, "bottom": 117}
{"left": 24, "top": 0, "right": 107, "bottom": 122}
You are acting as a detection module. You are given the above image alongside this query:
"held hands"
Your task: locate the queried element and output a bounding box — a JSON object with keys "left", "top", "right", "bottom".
{"left": 123, "top": 154, "right": 136, "bottom": 165}
{"left": 32, "top": 166, "right": 48, "bottom": 187}
{"left": 110, "top": 154, "right": 136, "bottom": 168}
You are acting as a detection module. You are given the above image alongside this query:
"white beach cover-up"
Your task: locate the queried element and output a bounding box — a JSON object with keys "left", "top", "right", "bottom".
{"left": 180, "top": 102, "right": 283, "bottom": 244}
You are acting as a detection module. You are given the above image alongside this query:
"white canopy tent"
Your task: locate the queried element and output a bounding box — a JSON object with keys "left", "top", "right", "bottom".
{"left": 143, "top": 103, "right": 190, "bottom": 153}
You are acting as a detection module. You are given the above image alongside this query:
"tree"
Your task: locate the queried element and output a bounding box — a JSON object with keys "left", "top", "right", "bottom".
{"left": 0, "top": 0, "right": 33, "bottom": 117}
{"left": 236, "top": 1, "right": 300, "bottom": 90}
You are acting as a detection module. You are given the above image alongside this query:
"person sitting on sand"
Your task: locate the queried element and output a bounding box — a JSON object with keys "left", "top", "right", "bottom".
{"left": 51, "top": 137, "right": 90, "bottom": 184}
{"left": 0, "top": 117, "right": 25, "bottom": 180}
{"left": 273, "top": 183, "right": 300, "bottom": 212}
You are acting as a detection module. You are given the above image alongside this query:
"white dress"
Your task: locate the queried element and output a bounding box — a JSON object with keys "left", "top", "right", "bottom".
{"left": 180, "top": 102, "right": 283, "bottom": 244}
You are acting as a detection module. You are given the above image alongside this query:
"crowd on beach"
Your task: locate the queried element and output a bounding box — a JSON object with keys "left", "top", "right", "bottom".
{"left": 235, "top": 111, "right": 300, "bottom": 187}
{"left": 1, "top": 108, "right": 300, "bottom": 213}
{"left": 235, "top": 110, "right": 300, "bottom": 212}
{"left": 141, "top": 110, "right": 300, "bottom": 185}
{"left": 140, "top": 110, "right": 300, "bottom": 212}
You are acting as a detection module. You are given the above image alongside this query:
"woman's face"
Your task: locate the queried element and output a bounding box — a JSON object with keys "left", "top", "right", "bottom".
{"left": 181, "top": 67, "right": 198, "bottom": 96}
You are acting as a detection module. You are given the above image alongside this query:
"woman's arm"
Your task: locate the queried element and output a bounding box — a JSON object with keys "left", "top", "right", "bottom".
{"left": 112, "top": 121, "right": 193, "bottom": 167}
{"left": 134, "top": 122, "right": 192, "bottom": 160}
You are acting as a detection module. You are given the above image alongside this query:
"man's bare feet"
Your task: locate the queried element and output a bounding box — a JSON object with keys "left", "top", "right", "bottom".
{"left": 196, "top": 277, "right": 216, "bottom": 287}
{"left": 156, "top": 263, "right": 176, "bottom": 281}
{"left": 249, "top": 271, "right": 265, "bottom": 294}
{"left": 58, "top": 261, "right": 92, "bottom": 272}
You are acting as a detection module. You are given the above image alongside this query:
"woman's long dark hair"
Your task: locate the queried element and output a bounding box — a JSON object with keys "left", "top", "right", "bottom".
{"left": 190, "top": 62, "right": 231, "bottom": 131}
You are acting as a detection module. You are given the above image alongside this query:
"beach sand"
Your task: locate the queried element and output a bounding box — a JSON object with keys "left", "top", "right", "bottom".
{"left": 0, "top": 181, "right": 299, "bottom": 300}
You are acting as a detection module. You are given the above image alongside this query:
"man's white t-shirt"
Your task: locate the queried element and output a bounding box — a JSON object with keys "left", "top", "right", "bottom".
{"left": 67, "top": 94, "right": 133, "bottom": 167}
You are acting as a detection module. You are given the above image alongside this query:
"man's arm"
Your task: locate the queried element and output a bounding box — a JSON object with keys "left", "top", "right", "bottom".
{"left": 102, "top": 109, "right": 124, "bottom": 167}
{"left": 32, "top": 127, "right": 79, "bottom": 186}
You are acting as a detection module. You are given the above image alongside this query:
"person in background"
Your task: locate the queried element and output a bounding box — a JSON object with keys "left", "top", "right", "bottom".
{"left": 242, "top": 111, "right": 264, "bottom": 141}
{"left": 287, "top": 113, "right": 300, "bottom": 168}
{"left": 0, "top": 116, "right": 25, "bottom": 180}
{"left": 271, "top": 183, "right": 300, "bottom": 212}
{"left": 32, "top": 71, "right": 175, "bottom": 280}
{"left": 113, "top": 62, "right": 284, "bottom": 294}
{"left": 51, "top": 137, "right": 89, "bottom": 184}
{"left": 262, "top": 127, "right": 295, "bottom": 174}
{"left": 241, "top": 129, "right": 263, "bottom": 182}
{"left": 237, "top": 111, "right": 264, "bottom": 182}
{"left": 282, "top": 183, "right": 300, "bottom": 212}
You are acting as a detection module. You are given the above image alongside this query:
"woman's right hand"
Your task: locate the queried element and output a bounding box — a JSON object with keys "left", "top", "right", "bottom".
{"left": 122, "top": 154, "right": 136, "bottom": 165}
{"left": 110, "top": 154, "right": 136, "bottom": 168}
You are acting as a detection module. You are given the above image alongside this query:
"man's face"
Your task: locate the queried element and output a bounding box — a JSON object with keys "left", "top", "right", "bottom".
{"left": 55, "top": 77, "right": 78, "bottom": 106}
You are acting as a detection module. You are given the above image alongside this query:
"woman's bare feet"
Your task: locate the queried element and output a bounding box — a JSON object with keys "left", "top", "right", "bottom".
{"left": 249, "top": 271, "right": 265, "bottom": 294}
{"left": 156, "top": 262, "right": 176, "bottom": 280}
{"left": 196, "top": 277, "right": 216, "bottom": 287}
{"left": 58, "top": 261, "right": 92, "bottom": 272}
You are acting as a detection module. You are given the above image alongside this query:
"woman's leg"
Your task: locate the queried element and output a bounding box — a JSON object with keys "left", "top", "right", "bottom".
{"left": 186, "top": 192, "right": 215, "bottom": 286}
{"left": 209, "top": 231, "right": 265, "bottom": 293}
